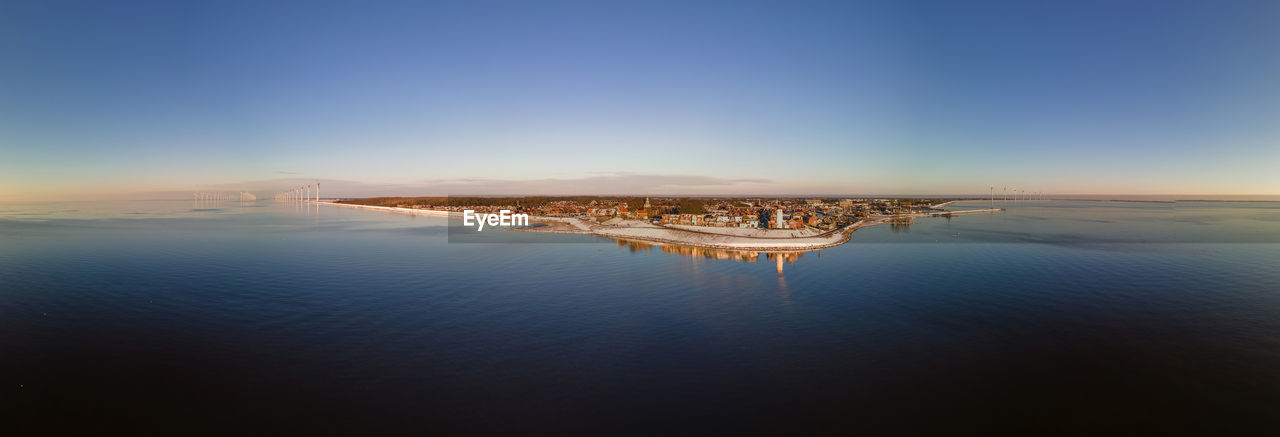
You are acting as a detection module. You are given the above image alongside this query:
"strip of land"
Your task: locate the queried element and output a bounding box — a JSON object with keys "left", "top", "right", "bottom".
{"left": 317, "top": 200, "right": 1001, "bottom": 251}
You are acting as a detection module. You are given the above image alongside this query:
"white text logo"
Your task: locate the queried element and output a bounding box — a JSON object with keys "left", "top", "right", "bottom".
{"left": 462, "top": 209, "right": 529, "bottom": 231}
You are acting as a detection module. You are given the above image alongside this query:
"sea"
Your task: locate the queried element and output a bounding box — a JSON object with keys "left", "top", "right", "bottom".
{"left": 2, "top": 199, "right": 1278, "bottom": 434}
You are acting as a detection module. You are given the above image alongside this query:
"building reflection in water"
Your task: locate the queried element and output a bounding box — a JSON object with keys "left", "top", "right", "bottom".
{"left": 615, "top": 239, "right": 808, "bottom": 276}
{"left": 889, "top": 216, "right": 913, "bottom": 233}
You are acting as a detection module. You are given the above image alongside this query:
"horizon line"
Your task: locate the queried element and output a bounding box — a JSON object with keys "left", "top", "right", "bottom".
{"left": 5, "top": 193, "right": 1280, "bottom": 203}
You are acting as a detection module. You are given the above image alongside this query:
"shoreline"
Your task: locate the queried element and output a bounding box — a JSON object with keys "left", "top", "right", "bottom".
{"left": 320, "top": 201, "right": 460, "bottom": 218}
{"left": 587, "top": 223, "right": 866, "bottom": 251}
{"left": 319, "top": 200, "right": 1001, "bottom": 251}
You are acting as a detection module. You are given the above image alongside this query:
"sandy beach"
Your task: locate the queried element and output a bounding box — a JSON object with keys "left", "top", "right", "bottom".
{"left": 321, "top": 201, "right": 460, "bottom": 218}
{"left": 584, "top": 219, "right": 859, "bottom": 250}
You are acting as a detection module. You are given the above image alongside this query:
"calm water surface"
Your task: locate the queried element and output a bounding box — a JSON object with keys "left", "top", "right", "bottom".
{"left": 2, "top": 200, "right": 1278, "bottom": 433}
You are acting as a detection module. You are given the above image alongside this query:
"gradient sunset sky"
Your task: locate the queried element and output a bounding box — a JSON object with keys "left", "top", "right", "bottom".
{"left": 2, "top": 0, "right": 1278, "bottom": 200}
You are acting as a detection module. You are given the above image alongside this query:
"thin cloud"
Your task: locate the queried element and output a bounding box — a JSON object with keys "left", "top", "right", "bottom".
{"left": 417, "top": 173, "right": 774, "bottom": 195}
{"left": 118, "top": 173, "right": 782, "bottom": 200}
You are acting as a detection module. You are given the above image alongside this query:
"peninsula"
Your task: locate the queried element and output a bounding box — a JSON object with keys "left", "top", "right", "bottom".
{"left": 326, "top": 196, "right": 1003, "bottom": 251}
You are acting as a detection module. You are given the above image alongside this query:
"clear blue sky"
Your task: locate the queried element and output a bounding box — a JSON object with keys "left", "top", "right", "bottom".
{"left": 2, "top": 0, "right": 1277, "bottom": 199}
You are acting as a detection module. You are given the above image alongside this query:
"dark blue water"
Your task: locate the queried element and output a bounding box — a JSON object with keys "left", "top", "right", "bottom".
{"left": 2, "top": 200, "right": 1278, "bottom": 434}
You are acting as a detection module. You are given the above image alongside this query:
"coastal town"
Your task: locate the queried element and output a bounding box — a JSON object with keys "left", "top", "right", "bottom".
{"left": 329, "top": 196, "right": 1002, "bottom": 251}
{"left": 338, "top": 196, "right": 958, "bottom": 230}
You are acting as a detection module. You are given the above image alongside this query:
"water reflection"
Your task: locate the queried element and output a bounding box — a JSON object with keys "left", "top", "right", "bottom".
{"left": 615, "top": 239, "right": 809, "bottom": 276}
{"left": 889, "top": 216, "right": 913, "bottom": 233}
